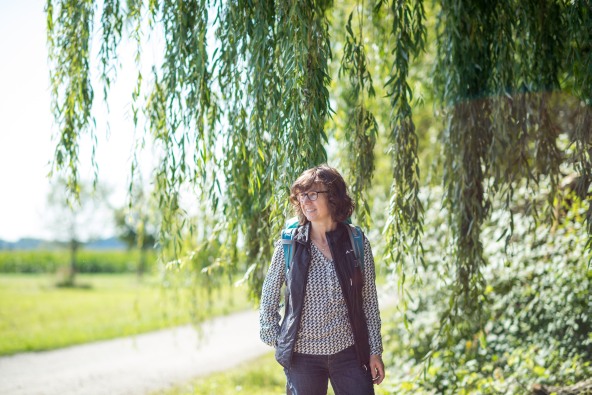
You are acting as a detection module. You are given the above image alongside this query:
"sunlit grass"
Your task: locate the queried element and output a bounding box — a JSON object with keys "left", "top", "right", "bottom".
{"left": 158, "top": 352, "right": 297, "bottom": 395}
{"left": 0, "top": 273, "right": 251, "bottom": 356}
{"left": 159, "top": 351, "right": 394, "bottom": 395}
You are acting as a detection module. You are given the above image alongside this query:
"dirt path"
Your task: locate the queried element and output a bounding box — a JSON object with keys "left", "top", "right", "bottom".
{"left": 0, "top": 309, "right": 271, "bottom": 395}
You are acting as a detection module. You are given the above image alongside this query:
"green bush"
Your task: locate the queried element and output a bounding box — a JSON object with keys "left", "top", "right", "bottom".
{"left": 383, "top": 185, "right": 592, "bottom": 394}
{"left": 0, "top": 250, "right": 156, "bottom": 273}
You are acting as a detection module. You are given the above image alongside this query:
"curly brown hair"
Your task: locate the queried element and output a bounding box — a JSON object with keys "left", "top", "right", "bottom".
{"left": 289, "top": 165, "right": 354, "bottom": 224}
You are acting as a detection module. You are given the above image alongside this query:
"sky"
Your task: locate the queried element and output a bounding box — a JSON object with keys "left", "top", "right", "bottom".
{"left": 0, "top": 0, "right": 154, "bottom": 242}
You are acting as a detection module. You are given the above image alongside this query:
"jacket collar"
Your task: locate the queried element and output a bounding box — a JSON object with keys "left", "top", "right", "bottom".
{"left": 294, "top": 222, "right": 310, "bottom": 244}
{"left": 294, "top": 221, "right": 347, "bottom": 244}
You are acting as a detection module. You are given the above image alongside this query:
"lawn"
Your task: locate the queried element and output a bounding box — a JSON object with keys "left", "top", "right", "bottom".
{"left": 159, "top": 352, "right": 313, "bottom": 395}
{"left": 160, "top": 351, "right": 392, "bottom": 395}
{"left": 0, "top": 273, "right": 250, "bottom": 356}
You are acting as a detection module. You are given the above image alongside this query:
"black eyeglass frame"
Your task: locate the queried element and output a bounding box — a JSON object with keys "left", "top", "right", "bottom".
{"left": 297, "top": 190, "right": 329, "bottom": 202}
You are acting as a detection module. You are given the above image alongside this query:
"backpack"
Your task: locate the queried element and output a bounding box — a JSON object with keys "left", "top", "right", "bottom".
{"left": 281, "top": 217, "right": 365, "bottom": 272}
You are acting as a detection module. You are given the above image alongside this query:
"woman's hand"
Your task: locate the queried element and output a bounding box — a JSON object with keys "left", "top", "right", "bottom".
{"left": 369, "top": 354, "right": 385, "bottom": 385}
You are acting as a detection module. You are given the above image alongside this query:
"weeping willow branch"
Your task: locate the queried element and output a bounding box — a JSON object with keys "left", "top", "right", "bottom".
{"left": 217, "top": 0, "right": 278, "bottom": 298}
{"left": 215, "top": 0, "right": 331, "bottom": 297}
{"left": 565, "top": 2, "right": 592, "bottom": 257}
{"left": 276, "top": 0, "right": 330, "bottom": 173}
{"left": 46, "top": 0, "right": 592, "bottom": 309}
{"left": 435, "top": 0, "right": 583, "bottom": 333}
{"left": 46, "top": 0, "right": 96, "bottom": 196}
{"left": 438, "top": 0, "right": 495, "bottom": 322}
{"left": 98, "top": 0, "right": 123, "bottom": 104}
{"left": 146, "top": 0, "right": 216, "bottom": 254}
{"left": 379, "top": 0, "right": 426, "bottom": 292}
{"left": 339, "top": 4, "right": 377, "bottom": 228}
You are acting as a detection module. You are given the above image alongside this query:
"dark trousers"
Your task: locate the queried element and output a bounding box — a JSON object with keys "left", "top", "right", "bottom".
{"left": 284, "top": 345, "right": 375, "bottom": 395}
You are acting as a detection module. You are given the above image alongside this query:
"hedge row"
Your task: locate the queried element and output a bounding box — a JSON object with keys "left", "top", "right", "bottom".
{"left": 0, "top": 250, "right": 157, "bottom": 273}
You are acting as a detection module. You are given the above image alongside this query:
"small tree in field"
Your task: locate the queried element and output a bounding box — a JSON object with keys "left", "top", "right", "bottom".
{"left": 46, "top": 179, "right": 112, "bottom": 286}
{"left": 114, "top": 190, "right": 157, "bottom": 277}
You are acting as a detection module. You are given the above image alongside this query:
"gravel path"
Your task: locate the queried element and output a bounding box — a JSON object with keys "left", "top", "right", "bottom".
{"left": 0, "top": 309, "right": 271, "bottom": 395}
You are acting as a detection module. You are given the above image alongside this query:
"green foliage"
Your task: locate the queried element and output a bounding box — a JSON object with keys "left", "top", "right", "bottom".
{"left": 0, "top": 274, "right": 250, "bottom": 355}
{"left": 46, "top": 0, "right": 592, "bottom": 335}
{"left": 215, "top": 0, "right": 332, "bottom": 297}
{"left": 379, "top": 0, "right": 426, "bottom": 284}
{"left": 337, "top": 5, "right": 378, "bottom": 228}
{"left": 383, "top": 184, "right": 592, "bottom": 394}
{"left": 46, "top": 0, "right": 96, "bottom": 192}
{"left": 434, "top": 0, "right": 592, "bottom": 316}
{"left": 0, "top": 250, "right": 156, "bottom": 273}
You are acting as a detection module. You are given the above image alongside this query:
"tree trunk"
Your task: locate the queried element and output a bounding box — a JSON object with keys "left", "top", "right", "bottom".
{"left": 532, "top": 378, "right": 592, "bottom": 395}
{"left": 67, "top": 238, "right": 79, "bottom": 285}
{"left": 137, "top": 246, "right": 147, "bottom": 278}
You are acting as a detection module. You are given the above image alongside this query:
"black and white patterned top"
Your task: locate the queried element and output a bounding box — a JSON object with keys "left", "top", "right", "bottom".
{"left": 259, "top": 226, "right": 383, "bottom": 356}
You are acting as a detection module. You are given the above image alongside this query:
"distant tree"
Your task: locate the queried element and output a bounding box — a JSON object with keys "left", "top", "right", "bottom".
{"left": 114, "top": 190, "right": 157, "bottom": 277}
{"left": 46, "top": 178, "right": 112, "bottom": 286}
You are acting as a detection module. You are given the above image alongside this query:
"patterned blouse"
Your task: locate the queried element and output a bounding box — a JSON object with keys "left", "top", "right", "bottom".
{"left": 259, "top": 225, "right": 383, "bottom": 356}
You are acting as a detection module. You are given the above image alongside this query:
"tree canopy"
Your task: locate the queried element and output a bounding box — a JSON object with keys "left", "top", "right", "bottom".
{"left": 46, "top": 0, "right": 592, "bottom": 314}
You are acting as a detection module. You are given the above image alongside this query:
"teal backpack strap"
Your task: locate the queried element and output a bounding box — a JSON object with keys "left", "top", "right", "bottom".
{"left": 346, "top": 224, "right": 365, "bottom": 270}
{"left": 281, "top": 228, "right": 295, "bottom": 272}
{"left": 282, "top": 218, "right": 363, "bottom": 271}
{"left": 282, "top": 217, "right": 300, "bottom": 272}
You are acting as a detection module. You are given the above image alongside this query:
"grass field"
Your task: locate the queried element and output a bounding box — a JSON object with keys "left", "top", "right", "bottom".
{"left": 159, "top": 352, "right": 318, "bottom": 395}
{"left": 0, "top": 273, "right": 251, "bottom": 356}
{"left": 160, "top": 351, "right": 392, "bottom": 395}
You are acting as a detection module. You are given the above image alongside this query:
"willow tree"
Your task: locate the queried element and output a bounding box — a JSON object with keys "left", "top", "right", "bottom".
{"left": 47, "top": 0, "right": 592, "bottom": 315}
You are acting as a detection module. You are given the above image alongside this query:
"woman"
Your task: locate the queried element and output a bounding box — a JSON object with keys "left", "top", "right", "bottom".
{"left": 259, "top": 165, "right": 384, "bottom": 395}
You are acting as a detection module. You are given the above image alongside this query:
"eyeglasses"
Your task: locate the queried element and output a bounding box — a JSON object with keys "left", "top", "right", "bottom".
{"left": 298, "top": 191, "right": 329, "bottom": 202}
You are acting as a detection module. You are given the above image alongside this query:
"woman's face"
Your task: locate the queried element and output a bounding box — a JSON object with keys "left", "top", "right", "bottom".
{"left": 299, "top": 183, "right": 332, "bottom": 223}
